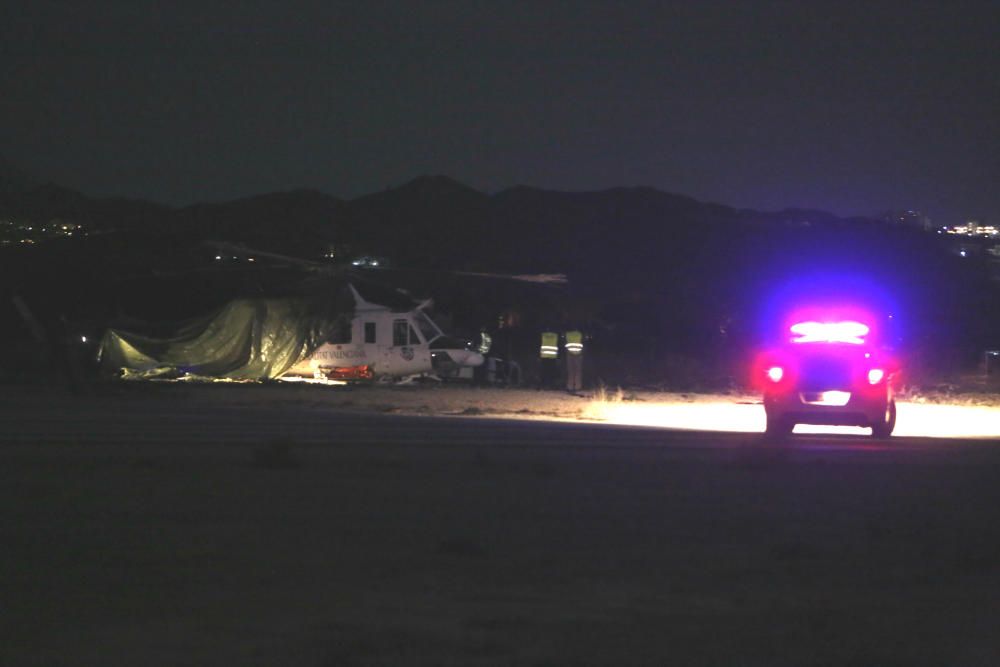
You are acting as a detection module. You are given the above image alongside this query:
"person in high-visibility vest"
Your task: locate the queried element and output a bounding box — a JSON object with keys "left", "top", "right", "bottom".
{"left": 564, "top": 329, "right": 584, "bottom": 392}
{"left": 473, "top": 326, "right": 492, "bottom": 385}
{"left": 539, "top": 331, "right": 559, "bottom": 388}
{"left": 475, "top": 328, "right": 492, "bottom": 355}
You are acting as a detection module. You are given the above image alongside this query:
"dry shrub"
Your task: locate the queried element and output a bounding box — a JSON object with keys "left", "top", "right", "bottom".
{"left": 592, "top": 382, "right": 625, "bottom": 404}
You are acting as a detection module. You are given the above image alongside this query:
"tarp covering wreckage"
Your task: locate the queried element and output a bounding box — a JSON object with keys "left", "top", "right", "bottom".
{"left": 98, "top": 296, "right": 347, "bottom": 381}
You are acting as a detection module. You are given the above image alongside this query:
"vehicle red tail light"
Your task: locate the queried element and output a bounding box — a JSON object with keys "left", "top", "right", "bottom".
{"left": 767, "top": 366, "right": 784, "bottom": 383}
{"left": 867, "top": 368, "right": 885, "bottom": 385}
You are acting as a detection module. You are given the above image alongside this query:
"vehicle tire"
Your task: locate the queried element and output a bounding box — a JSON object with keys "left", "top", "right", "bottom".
{"left": 765, "top": 413, "right": 794, "bottom": 440}
{"left": 871, "top": 399, "right": 896, "bottom": 439}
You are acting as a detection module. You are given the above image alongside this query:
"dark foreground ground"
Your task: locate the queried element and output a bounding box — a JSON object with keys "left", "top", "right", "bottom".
{"left": 2, "top": 384, "right": 1000, "bottom": 666}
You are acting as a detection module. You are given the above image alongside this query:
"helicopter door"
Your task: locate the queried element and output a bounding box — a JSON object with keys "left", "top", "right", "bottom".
{"left": 386, "top": 317, "right": 429, "bottom": 375}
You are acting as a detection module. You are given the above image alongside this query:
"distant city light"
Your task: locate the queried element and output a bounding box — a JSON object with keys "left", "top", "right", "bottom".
{"left": 944, "top": 222, "right": 998, "bottom": 237}
{"left": 2, "top": 219, "right": 89, "bottom": 245}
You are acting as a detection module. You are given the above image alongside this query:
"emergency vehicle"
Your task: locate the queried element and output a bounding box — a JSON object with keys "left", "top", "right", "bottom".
{"left": 756, "top": 311, "right": 899, "bottom": 439}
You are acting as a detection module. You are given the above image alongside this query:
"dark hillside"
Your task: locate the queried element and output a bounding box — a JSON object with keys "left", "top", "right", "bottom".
{"left": 346, "top": 175, "right": 492, "bottom": 270}
{"left": 0, "top": 183, "right": 174, "bottom": 229}
{"left": 490, "top": 184, "right": 745, "bottom": 282}
{"left": 177, "top": 189, "right": 348, "bottom": 255}
{"left": 1, "top": 166, "right": 996, "bottom": 386}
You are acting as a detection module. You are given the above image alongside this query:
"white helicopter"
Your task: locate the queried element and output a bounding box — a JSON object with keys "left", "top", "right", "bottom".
{"left": 97, "top": 241, "right": 564, "bottom": 384}
{"left": 196, "top": 241, "right": 563, "bottom": 384}
{"left": 284, "top": 284, "right": 484, "bottom": 382}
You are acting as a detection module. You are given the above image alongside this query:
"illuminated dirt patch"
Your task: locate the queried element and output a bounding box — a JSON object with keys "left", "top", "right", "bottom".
{"left": 892, "top": 403, "right": 1000, "bottom": 438}
{"left": 586, "top": 399, "right": 1000, "bottom": 439}
{"left": 107, "top": 383, "right": 998, "bottom": 439}
{"left": 584, "top": 400, "right": 765, "bottom": 432}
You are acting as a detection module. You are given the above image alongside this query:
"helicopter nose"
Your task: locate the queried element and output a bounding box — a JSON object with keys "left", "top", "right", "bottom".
{"left": 458, "top": 351, "right": 485, "bottom": 367}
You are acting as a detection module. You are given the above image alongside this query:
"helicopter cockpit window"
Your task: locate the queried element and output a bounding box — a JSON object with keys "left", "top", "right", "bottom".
{"left": 326, "top": 319, "right": 352, "bottom": 344}
{"left": 393, "top": 319, "right": 422, "bottom": 346}
{"left": 414, "top": 311, "right": 442, "bottom": 343}
{"left": 364, "top": 322, "right": 376, "bottom": 344}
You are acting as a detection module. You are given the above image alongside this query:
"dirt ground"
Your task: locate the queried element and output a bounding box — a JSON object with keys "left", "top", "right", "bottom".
{"left": 144, "top": 380, "right": 1000, "bottom": 438}
{"left": 2, "top": 382, "right": 1000, "bottom": 666}
{"left": 206, "top": 382, "right": 763, "bottom": 421}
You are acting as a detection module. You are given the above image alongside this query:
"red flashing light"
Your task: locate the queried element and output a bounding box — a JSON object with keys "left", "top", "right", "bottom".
{"left": 867, "top": 368, "right": 885, "bottom": 385}
{"left": 766, "top": 366, "right": 784, "bottom": 383}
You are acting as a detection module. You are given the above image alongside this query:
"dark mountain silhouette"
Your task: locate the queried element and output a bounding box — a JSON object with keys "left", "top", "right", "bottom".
{"left": 0, "top": 164, "right": 883, "bottom": 275}
{"left": 0, "top": 182, "right": 174, "bottom": 229}
{"left": 489, "top": 185, "right": 745, "bottom": 275}
{"left": 1, "top": 162, "right": 994, "bottom": 383}
{"left": 346, "top": 175, "right": 492, "bottom": 269}
{"left": 177, "top": 189, "right": 348, "bottom": 253}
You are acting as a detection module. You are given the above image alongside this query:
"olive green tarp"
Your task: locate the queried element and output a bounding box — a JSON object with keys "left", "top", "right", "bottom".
{"left": 98, "top": 296, "right": 346, "bottom": 381}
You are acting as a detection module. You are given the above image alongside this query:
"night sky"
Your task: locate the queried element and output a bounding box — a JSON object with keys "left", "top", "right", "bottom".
{"left": 2, "top": 1, "right": 998, "bottom": 223}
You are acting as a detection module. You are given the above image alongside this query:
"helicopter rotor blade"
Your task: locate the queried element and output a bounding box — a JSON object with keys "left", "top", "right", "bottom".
{"left": 449, "top": 270, "right": 568, "bottom": 285}
{"left": 202, "top": 241, "right": 336, "bottom": 271}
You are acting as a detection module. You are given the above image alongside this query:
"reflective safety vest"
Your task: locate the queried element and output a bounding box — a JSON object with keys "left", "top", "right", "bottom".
{"left": 477, "top": 332, "right": 492, "bottom": 354}
{"left": 540, "top": 332, "right": 559, "bottom": 359}
{"left": 564, "top": 330, "right": 584, "bottom": 355}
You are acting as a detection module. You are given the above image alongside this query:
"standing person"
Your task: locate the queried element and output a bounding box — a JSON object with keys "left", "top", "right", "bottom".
{"left": 539, "top": 330, "right": 559, "bottom": 389}
{"left": 564, "top": 328, "right": 584, "bottom": 393}
{"left": 472, "top": 326, "right": 492, "bottom": 385}
{"left": 475, "top": 326, "right": 492, "bottom": 356}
